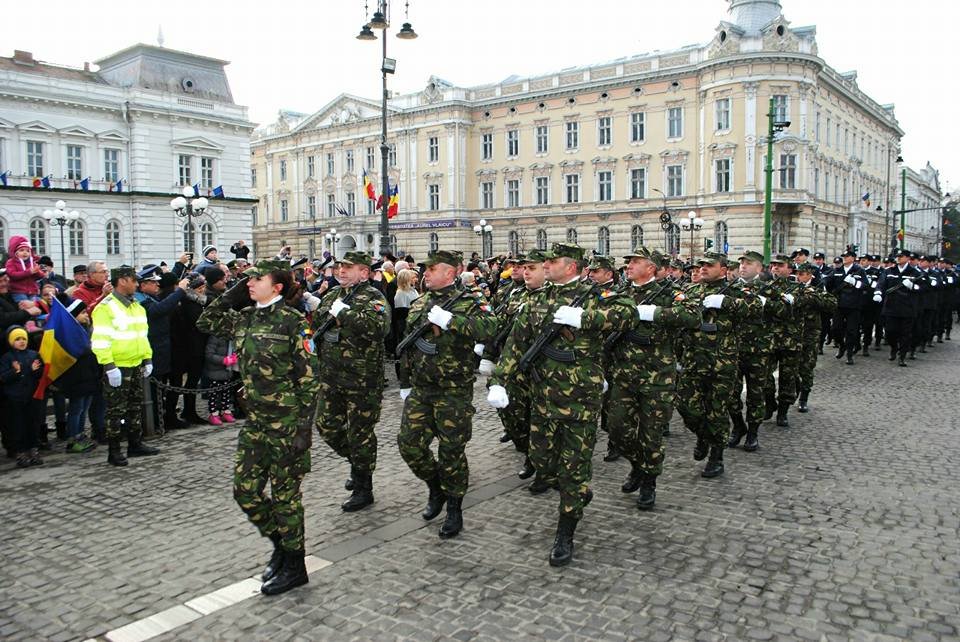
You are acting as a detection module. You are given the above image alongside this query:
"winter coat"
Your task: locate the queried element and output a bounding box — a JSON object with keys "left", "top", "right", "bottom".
{"left": 170, "top": 290, "right": 208, "bottom": 375}
{"left": 141, "top": 288, "right": 186, "bottom": 378}
{"left": 0, "top": 294, "right": 32, "bottom": 352}
{"left": 5, "top": 235, "right": 41, "bottom": 296}
{"left": 54, "top": 327, "right": 101, "bottom": 397}
{"left": 72, "top": 280, "right": 107, "bottom": 313}
{"left": 203, "top": 333, "right": 233, "bottom": 381}
{"left": 0, "top": 348, "right": 42, "bottom": 402}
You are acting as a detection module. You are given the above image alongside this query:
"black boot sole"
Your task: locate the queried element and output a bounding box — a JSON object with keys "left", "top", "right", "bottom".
{"left": 341, "top": 495, "right": 374, "bottom": 512}
{"left": 261, "top": 573, "right": 308, "bottom": 596}
{"left": 701, "top": 464, "right": 725, "bottom": 478}
{"left": 549, "top": 547, "right": 573, "bottom": 567}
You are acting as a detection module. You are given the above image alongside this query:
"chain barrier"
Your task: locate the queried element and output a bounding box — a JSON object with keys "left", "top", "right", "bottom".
{"left": 147, "top": 377, "right": 241, "bottom": 436}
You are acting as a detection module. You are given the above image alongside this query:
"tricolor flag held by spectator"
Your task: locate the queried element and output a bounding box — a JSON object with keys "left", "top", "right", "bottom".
{"left": 213, "top": 185, "right": 224, "bottom": 198}
{"left": 363, "top": 169, "right": 376, "bottom": 200}
{"left": 33, "top": 298, "right": 91, "bottom": 399}
{"left": 387, "top": 184, "right": 399, "bottom": 219}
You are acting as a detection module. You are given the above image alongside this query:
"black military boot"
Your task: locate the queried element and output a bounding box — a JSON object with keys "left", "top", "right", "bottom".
{"left": 728, "top": 413, "right": 747, "bottom": 448}
{"left": 701, "top": 446, "right": 725, "bottom": 478}
{"left": 835, "top": 346, "right": 846, "bottom": 359}
{"left": 55, "top": 420, "right": 67, "bottom": 441}
{"left": 899, "top": 354, "right": 908, "bottom": 367}
{"left": 517, "top": 457, "right": 536, "bottom": 480}
{"left": 621, "top": 464, "right": 642, "bottom": 493}
{"left": 261, "top": 548, "right": 308, "bottom": 595}
{"left": 776, "top": 401, "right": 790, "bottom": 427}
{"left": 498, "top": 431, "right": 511, "bottom": 443}
{"left": 862, "top": 344, "right": 870, "bottom": 357}
{"left": 797, "top": 391, "right": 810, "bottom": 413}
{"left": 603, "top": 441, "right": 621, "bottom": 462}
{"left": 341, "top": 472, "right": 374, "bottom": 512}
{"left": 888, "top": 346, "right": 897, "bottom": 361}
{"left": 438, "top": 496, "right": 463, "bottom": 539}
{"left": 528, "top": 475, "right": 552, "bottom": 495}
{"left": 421, "top": 475, "right": 446, "bottom": 521}
{"left": 548, "top": 514, "right": 578, "bottom": 567}
{"left": 636, "top": 474, "right": 656, "bottom": 511}
{"left": 107, "top": 439, "right": 128, "bottom": 466}
{"left": 127, "top": 437, "right": 159, "bottom": 457}
{"left": 743, "top": 425, "right": 759, "bottom": 452}
{"left": 693, "top": 437, "right": 709, "bottom": 461}
{"left": 262, "top": 533, "right": 283, "bottom": 582}
{"left": 846, "top": 354, "right": 854, "bottom": 365}
{"left": 763, "top": 399, "right": 776, "bottom": 421}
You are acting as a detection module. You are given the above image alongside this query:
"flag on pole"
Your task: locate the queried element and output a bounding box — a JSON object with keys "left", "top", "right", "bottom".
{"left": 363, "top": 169, "right": 376, "bottom": 200}
{"left": 212, "top": 185, "right": 224, "bottom": 198}
{"left": 32, "top": 177, "right": 42, "bottom": 188}
{"left": 862, "top": 191, "right": 871, "bottom": 208}
{"left": 33, "top": 298, "right": 91, "bottom": 399}
{"left": 0, "top": 170, "right": 9, "bottom": 187}
{"left": 79, "top": 177, "right": 90, "bottom": 191}
{"left": 387, "top": 184, "right": 399, "bottom": 219}
{"left": 41, "top": 175, "right": 51, "bottom": 189}
{"left": 193, "top": 182, "right": 200, "bottom": 197}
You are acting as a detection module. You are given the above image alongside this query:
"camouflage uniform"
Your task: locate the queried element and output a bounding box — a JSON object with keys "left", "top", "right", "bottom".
{"left": 196, "top": 260, "right": 320, "bottom": 553}
{"left": 794, "top": 263, "right": 837, "bottom": 398}
{"left": 586, "top": 255, "right": 620, "bottom": 459}
{"left": 763, "top": 256, "right": 804, "bottom": 418}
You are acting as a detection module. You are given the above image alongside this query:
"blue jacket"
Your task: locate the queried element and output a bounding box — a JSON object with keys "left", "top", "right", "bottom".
{"left": 0, "top": 348, "right": 42, "bottom": 402}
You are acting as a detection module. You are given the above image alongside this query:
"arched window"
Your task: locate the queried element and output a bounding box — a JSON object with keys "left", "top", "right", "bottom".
{"left": 597, "top": 226, "right": 610, "bottom": 255}
{"left": 566, "top": 228, "right": 578, "bottom": 244}
{"left": 105, "top": 220, "right": 121, "bottom": 256}
{"left": 429, "top": 232, "right": 439, "bottom": 253}
{"left": 200, "top": 222, "right": 215, "bottom": 250}
{"left": 772, "top": 221, "right": 786, "bottom": 254}
{"left": 666, "top": 223, "right": 681, "bottom": 256}
{"left": 536, "top": 228, "right": 547, "bottom": 250}
{"left": 508, "top": 230, "right": 519, "bottom": 257}
{"left": 714, "top": 220, "right": 728, "bottom": 252}
{"left": 29, "top": 219, "right": 47, "bottom": 255}
{"left": 630, "top": 225, "right": 644, "bottom": 250}
{"left": 183, "top": 222, "right": 196, "bottom": 253}
{"left": 68, "top": 220, "right": 85, "bottom": 256}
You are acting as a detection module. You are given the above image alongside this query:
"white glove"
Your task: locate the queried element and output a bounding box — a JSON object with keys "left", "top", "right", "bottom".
{"left": 142, "top": 363, "right": 153, "bottom": 378}
{"left": 870, "top": 280, "right": 878, "bottom": 289}
{"left": 400, "top": 388, "right": 411, "bottom": 401}
{"left": 758, "top": 295, "right": 767, "bottom": 306}
{"left": 487, "top": 384, "right": 509, "bottom": 409}
{"left": 427, "top": 305, "right": 453, "bottom": 330}
{"left": 843, "top": 275, "right": 857, "bottom": 286}
{"left": 783, "top": 293, "right": 794, "bottom": 305}
{"left": 602, "top": 379, "right": 609, "bottom": 394}
{"left": 636, "top": 304, "right": 657, "bottom": 322}
{"left": 302, "top": 292, "right": 321, "bottom": 312}
{"left": 902, "top": 277, "right": 914, "bottom": 290}
{"left": 931, "top": 278, "right": 938, "bottom": 287}
{"left": 478, "top": 359, "right": 495, "bottom": 376}
{"left": 473, "top": 343, "right": 485, "bottom": 357}
{"left": 106, "top": 368, "right": 122, "bottom": 388}
{"left": 703, "top": 294, "right": 725, "bottom": 310}
{"left": 854, "top": 281, "right": 862, "bottom": 289}
{"left": 330, "top": 299, "right": 350, "bottom": 317}
{"left": 552, "top": 305, "right": 584, "bottom": 328}
{"left": 872, "top": 293, "right": 882, "bottom": 303}
{"left": 948, "top": 277, "right": 955, "bottom": 284}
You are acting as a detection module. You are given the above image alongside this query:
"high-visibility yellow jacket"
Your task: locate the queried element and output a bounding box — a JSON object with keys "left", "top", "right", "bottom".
{"left": 91, "top": 293, "right": 152, "bottom": 368}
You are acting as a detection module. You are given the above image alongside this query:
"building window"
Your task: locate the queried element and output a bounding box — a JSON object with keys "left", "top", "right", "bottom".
{"left": 779, "top": 154, "right": 797, "bottom": 189}
{"left": 506, "top": 129, "right": 519, "bottom": 157}
{"left": 481, "top": 181, "right": 494, "bottom": 209}
{"left": 279, "top": 159, "right": 287, "bottom": 182}
{"left": 429, "top": 232, "right": 439, "bottom": 253}
{"left": 597, "top": 226, "right": 610, "bottom": 255}
{"left": 346, "top": 150, "right": 355, "bottom": 173}
{"left": 388, "top": 145, "right": 397, "bottom": 167}
{"left": 428, "top": 184, "right": 440, "bottom": 211}
{"left": 251, "top": 205, "right": 258, "bottom": 226}
{"left": 366, "top": 146, "right": 375, "bottom": 169}
{"left": 178, "top": 154, "right": 192, "bottom": 186}
{"left": 481, "top": 133, "right": 493, "bottom": 160}
{"left": 388, "top": 234, "right": 398, "bottom": 255}
{"left": 536, "top": 228, "right": 547, "bottom": 250}
{"left": 182, "top": 222, "right": 196, "bottom": 253}
{"left": 200, "top": 222, "right": 215, "bottom": 250}
{"left": 597, "top": 171, "right": 613, "bottom": 201}
{"left": 428, "top": 136, "right": 439, "bottom": 163}
{"left": 327, "top": 194, "right": 336, "bottom": 217}
{"left": 0, "top": 220, "right": 4, "bottom": 253}
{"left": 200, "top": 157, "right": 214, "bottom": 189}
{"left": 280, "top": 199, "right": 289, "bottom": 222}
{"left": 715, "top": 98, "right": 731, "bottom": 131}
{"left": 536, "top": 125, "right": 548, "bottom": 154}
{"left": 630, "top": 112, "right": 645, "bottom": 143}
{"left": 307, "top": 156, "right": 315, "bottom": 178}
{"left": 66, "top": 145, "right": 82, "bottom": 180}
{"left": 27, "top": 141, "right": 44, "bottom": 176}
{"left": 714, "top": 221, "right": 728, "bottom": 252}
{"left": 507, "top": 179, "right": 520, "bottom": 208}
{"left": 307, "top": 195, "right": 316, "bottom": 219}
{"left": 103, "top": 149, "right": 119, "bottom": 184}
{"left": 367, "top": 199, "right": 375, "bottom": 215}
{"left": 251, "top": 168, "right": 257, "bottom": 188}
{"left": 535, "top": 176, "right": 549, "bottom": 205}
{"left": 565, "top": 121, "right": 579, "bottom": 150}
{"left": 326, "top": 153, "right": 335, "bottom": 176}
{"left": 773, "top": 95, "right": 788, "bottom": 122}
{"left": 508, "top": 230, "right": 519, "bottom": 256}
{"left": 813, "top": 167, "right": 820, "bottom": 199}
{"left": 667, "top": 223, "right": 681, "bottom": 256}
{"left": 597, "top": 116, "right": 612, "bottom": 146}
{"left": 631, "top": 225, "right": 644, "bottom": 250}
{"left": 566, "top": 228, "right": 578, "bottom": 244}
{"left": 825, "top": 117, "right": 831, "bottom": 146}
{"left": 815, "top": 111, "right": 821, "bottom": 143}
{"left": 630, "top": 168, "right": 646, "bottom": 199}
{"left": 346, "top": 192, "right": 356, "bottom": 216}
{"left": 29, "top": 219, "right": 47, "bottom": 255}
{"left": 667, "top": 165, "right": 684, "bottom": 197}
{"left": 668, "top": 107, "right": 683, "bottom": 138}
{"left": 105, "top": 220, "right": 121, "bottom": 255}
{"left": 565, "top": 174, "right": 580, "bottom": 203}
{"left": 715, "top": 158, "right": 731, "bottom": 193}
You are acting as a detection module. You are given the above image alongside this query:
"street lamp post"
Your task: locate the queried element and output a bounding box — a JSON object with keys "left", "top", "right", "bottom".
{"left": 473, "top": 218, "right": 493, "bottom": 257}
{"left": 680, "top": 210, "right": 704, "bottom": 264}
{"left": 762, "top": 97, "right": 791, "bottom": 263}
{"left": 325, "top": 228, "right": 342, "bottom": 258}
{"left": 169, "top": 186, "right": 209, "bottom": 256}
{"left": 357, "top": 0, "right": 417, "bottom": 258}
{"left": 42, "top": 200, "right": 80, "bottom": 274}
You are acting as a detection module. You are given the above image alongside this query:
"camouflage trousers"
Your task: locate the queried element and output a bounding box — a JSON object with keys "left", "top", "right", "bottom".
{"left": 766, "top": 346, "right": 801, "bottom": 406}
{"left": 605, "top": 383, "right": 672, "bottom": 476}
{"left": 529, "top": 408, "right": 597, "bottom": 522}
{"left": 233, "top": 425, "right": 311, "bottom": 552}
{"left": 730, "top": 351, "right": 771, "bottom": 426}
{"left": 103, "top": 366, "right": 144, "bottom": 441}
{"left": 796, "top": 336, "right": 820, "bottom": 394}
{"left": 676, "top": 365, "right": 737, "bottom": 448}
{"left": 316, "top": 381, "right": 383, "bottom": 474}
{"left": 398, "top": 386, "right": 474, "bottom": 498}
{"left": 496, "top": 381, "right": 530, "bottom": 454}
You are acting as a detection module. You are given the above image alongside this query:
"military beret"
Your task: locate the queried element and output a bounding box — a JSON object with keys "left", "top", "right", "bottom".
{"left": 543, "top": 242, "right": 585, "bottom": 262}
{"left": 696, "top": 251, "right": 728, "bottom": 266}
{"left": 243, "top": 259, "right": 291, "bottom": 278}
{"left": 423, "top": 249, "right": 462, "bottom": 268}
{"left": 769, "top": 254, "right": 793, "bottom": 264}
{"left": 795, "top": 261, "right": 816, "bottom": 273}
{"left": 110, "top": 265, "right": 137, "bottom": 281}
{"left": 520, "top": 249, "right": 548, "bottom": 264}
{"left": 587, "top": 255, "right": 615, "bottom": 271}
{"left": 340, "top": 251, "right": 373, "bottom": 267}
{"left": 739, "top": 250, "right": 764, "bottom": 264}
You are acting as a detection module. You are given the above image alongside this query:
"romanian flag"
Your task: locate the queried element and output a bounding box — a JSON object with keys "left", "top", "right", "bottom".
{"left": 363, "top": 169, "right": 376, "bottom": 200}
{"left": 32, "top": 177, "right": 42, "bottom": 188}
{"left": 33, "top": 298, "right": 91, "bottom": 399}
{"left": 897, "top": 229, "right": 905, "bottom": 242}
{"left": 861, "top": 192, "right": 871, "bottom": 208}
{"left": 79, "top": 177, "right": 91, "bottom": 191}
{"left": 387, "top": 184, "right": 399, "bottom": 219}
{"left": 213, "top": 185, "right": 224, "bottom": 198}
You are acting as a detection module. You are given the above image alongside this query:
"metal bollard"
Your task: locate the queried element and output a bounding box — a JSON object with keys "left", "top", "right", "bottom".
{"left": 141, "top": 375, "right": 155, "bottom": 438}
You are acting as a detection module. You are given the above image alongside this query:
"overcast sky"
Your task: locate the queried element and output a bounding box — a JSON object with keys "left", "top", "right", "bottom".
{"left": 3, "top": 0, "right": 957, "bottom": 192}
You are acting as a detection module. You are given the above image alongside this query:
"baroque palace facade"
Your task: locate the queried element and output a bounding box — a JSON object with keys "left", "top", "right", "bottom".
{"left": 251, "top": 0, "right": 906, "bottom": 263}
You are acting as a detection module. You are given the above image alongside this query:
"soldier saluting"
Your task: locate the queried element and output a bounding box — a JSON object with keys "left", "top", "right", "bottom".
{"left": 196, "top": 259, "right": 321, "bottom": 596}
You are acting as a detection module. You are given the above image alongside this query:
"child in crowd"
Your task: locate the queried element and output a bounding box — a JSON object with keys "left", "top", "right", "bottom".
{"left": 203, "top": 331, "right": 236, "bottom": 426}
{"left": 5, "top": 236, "right": 42, "bottom": 303}
{"left": 54, "top": 301, "right": 99, "bottom": 453}
{"left": 0, "top": 326, "right": 44, "bottom": 467}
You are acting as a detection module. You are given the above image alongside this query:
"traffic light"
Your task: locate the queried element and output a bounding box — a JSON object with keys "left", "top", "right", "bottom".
{"left": 704, "top": 238, "right": 714, "bottom": 251}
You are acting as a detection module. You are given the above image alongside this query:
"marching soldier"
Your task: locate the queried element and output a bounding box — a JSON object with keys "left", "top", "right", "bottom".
{"left": 490, "top": 256, "right": 525, "bottom": 444}
{"left": 196, "top": 259, "right": 321, "bottom": 596}
{"left": 311, "top": 252, "right": 390, "bottom": 513}
{"left": 397, "top": 250, "right": 497, "bottom": 539}
{"left": 826, "top": 249, "right": 867, "bottom": 365}
{"left": 764, "top": 255, "right": 801, "bottom": 428}
{"left": 794, "top": 262, "right": 837, "bottom": 411}
{"left": 585, "top": 255, "right": 621, "bottom": 463}
{"left": 488, "top": 242, "right": 634, "bottom": 566}
{"left": 860, "top": 255, "right": 883, "bottom": 357}
{"left": 877, "top": 249, "right": 921, "bottom": 366}
{"left": 939, "top": 258, "right": 958, "bottom": 340}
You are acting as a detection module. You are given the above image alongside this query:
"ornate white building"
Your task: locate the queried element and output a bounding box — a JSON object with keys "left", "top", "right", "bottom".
{"left": 251, "top": 0, "right": 906, "bottom": 262}
{"left": 901, "top": 162, "right": 942, "bottom": 255}
{"left": 0, "top": 44, "right": 255, "bottom": 269}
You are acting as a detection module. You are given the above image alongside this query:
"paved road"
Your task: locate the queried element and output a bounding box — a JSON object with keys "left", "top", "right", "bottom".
{"left": 1, "top": 341, "right": 958, "bottom": 641}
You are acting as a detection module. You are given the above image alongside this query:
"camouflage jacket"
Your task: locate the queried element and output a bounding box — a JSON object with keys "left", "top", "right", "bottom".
{"left": 492, "top": 279, "right": 523, "bottom": 310}
{"left": 607, "top": 278, "right": 701, "bottom": 389}
{"left": 491, "top": 278, "right": 635, "bottom": 421}
{"left": 794, "top": 283, "right": 837, "bottom": 343}
{"left": 769, "top": 277, "right": 804, "bottom": 351}
{"left": 197, "top": 295, "right": 320, "bottom": 437}
{"left": 735, "top": 276, "right": 789, "bottom": 355}
{"left": 398, "top": 283, "right": 497, "bottom": 390}
{"left": 484, "top": 284, "right": 544, "bottom": 362}
{"left": 680, "top": 279, "right": 761, "bottom": 373}
{"left": 312, "top": 283, "right": 390, "bottom": 388}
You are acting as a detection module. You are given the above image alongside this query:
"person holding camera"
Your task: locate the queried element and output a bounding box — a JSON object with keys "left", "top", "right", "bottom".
{"left": 229, "top": 240, "right": 250, "bottom": 260}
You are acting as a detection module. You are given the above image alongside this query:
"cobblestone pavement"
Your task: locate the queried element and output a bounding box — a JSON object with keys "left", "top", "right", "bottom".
{"left": 1, "top": 340, "right": 959, "bottom": 641}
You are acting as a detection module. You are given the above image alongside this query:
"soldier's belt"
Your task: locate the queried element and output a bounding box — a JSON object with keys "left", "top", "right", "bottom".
{"left": 323, "top": 329, "right": 340, "bottom": 344}
{"left": 540, "top": 345, "right": 576, "bottom": 363}
{"left": 415, "top": 337, "right": 438, "bottom": 355}
{"left": 699, "top": 323, "right": 719, "bottom": 333}
{"left": 623, "top": 331, "right": 653, "bottom": 346}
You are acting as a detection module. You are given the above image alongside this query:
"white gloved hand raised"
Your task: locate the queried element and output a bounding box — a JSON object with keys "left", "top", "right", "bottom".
{"left": 106, "top": 368, "right": 122, "bottom": 388}
{"left": 702, "top": 294, "right": 725, "bottom": 310}
{"left": 902, "top": 277, "right": 914, "bottom": 290}
{"left": 487, "top": 384, "right": 509, "bottom": 409}
{"left": 427, "top": 305, "right": 454, "bottom": 330}
{"left": 873, "top": 293, "right": 882, "bottom": 303}
{"left": 478, "top": 359, "right": 495, "bottom": 376}
{"left": 783, "top": 293, "right": 795, "bottom": 305}
{"left": 473, "top": 343, "right": 485, "bottom": 357}
{"left": 636, "top": 304, "right": 657, "bottom": 322}
{"left": 602, "top": 379, "right": 609, "bottom": 394}
{"left": 400, "top": 388, "right": 412, "bottom": 401}
{"left": 552, "top": 305, "right": 584, "bottom": 328}
{"left": 330, "top": 299, "right": 350, "bottom": 317}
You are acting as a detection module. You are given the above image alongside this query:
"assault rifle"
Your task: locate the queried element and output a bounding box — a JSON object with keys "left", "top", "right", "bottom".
{"left": 517, "top": 284, "right": 598, "bottom": 377}
{"left": 395, "top": 290, "right": 467, "bottom": 357}
{"left": 603, "top": 278, "right": 677, "bottom": 353}
{"left": 314, "top": 283, "right": 361, "bottom": 337}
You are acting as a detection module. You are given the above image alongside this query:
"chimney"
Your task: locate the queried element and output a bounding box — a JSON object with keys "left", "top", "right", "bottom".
{"left": 13, "top": 50, "right": 36, "bottom": 66}
{"left": 84, "top": 62, "right": 91, "bottom": 72}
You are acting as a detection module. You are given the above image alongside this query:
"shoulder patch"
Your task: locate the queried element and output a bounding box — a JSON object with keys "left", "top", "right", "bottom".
{"left": 674, "top": 292, "right": 686, "bottom": 302}
{"left": 598, "top": 289, "right": 616, "bottom": 299}
{"left": 372, "top": 301, "right": 385, "bottom": 313}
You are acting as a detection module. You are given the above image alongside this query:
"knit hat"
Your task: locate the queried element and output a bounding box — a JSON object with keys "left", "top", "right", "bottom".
{"left": 204, "top": 266, "right": 226, "bottom": 287}
{"left": 7, "top": 326, "right": 28, "bottom": 347}
{"left": 38, "top": 256, "right": 54, "bottom": 267}
{"left": 202, "top": 245, "right": 217, "bottom": 258}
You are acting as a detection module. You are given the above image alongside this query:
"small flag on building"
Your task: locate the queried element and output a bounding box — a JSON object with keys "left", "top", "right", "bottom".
{"left": 212, "top": 185, "right": 224, "bottom": 198}
{"left": 387, "top": 184, "right": 399, "bottom": 219}
{"left": 32, "top": 177, "right": 42, "bottom": 188}
{"left": 0, "top": 170, "right": 9, "bottom": 187}
{"left": 79, "top": 177, "right": 90, "bottom": 191}
{"left": 861, "top": 191, "right": 871, "bottom": 208}
{"left": 192, "top": 182, "right": 200, "bottom": 197}
{"left": 41, "top": 175, "right": 51, "bottom": 189}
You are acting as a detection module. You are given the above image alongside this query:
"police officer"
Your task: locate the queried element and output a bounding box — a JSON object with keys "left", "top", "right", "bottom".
{"left": 877, "top": 249, "right": 921, "bottom": 366}
{"left": 826, "top": 248, "right": 867, "bottom": 365}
